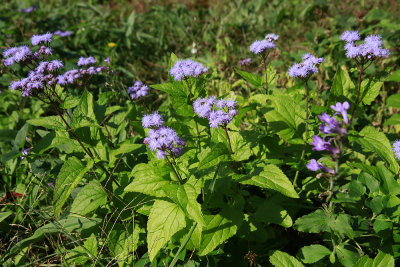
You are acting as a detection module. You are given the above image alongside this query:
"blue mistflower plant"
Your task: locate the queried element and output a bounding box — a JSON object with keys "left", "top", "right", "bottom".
{"left": 249, "top": 33, "right": 279, "bottom": 93}
{"left": 340, "top": 30, "right": 389, "bottom": 124}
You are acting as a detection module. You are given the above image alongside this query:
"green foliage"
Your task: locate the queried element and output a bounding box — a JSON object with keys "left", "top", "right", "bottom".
{"left": 1, "top": 0, "right": 400, "bottom": 265}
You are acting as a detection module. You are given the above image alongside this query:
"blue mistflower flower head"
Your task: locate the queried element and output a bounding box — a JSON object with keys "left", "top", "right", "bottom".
{"left": 288, "top": 53, "right": 324, "bottom": 78}
{"left": 341, "top": 31, "right": 389, "bottom": 59}
{"left": 169, "top": 59, "right": 208, "bottom": 81}
{"left": 3, "top": 46, "right": 32, "bottom": 66}
{"left": 249, "top": 40, "right": 275, "bottom": 55}
{"left": 393, "top": 140, "right": 400, "bottom": 160}
{"left": 142, "top": 112, "right": 164, "bottom": 129}
{"left": 193, "top": 97, "right": 237, "bottom": 128}
{"left": 142, "top": 112, "right": 185, "bottom": 159}
{"left": 128, "top": 81, "right": 149, "bottom": 100}
{"left": 31, "top": 33, "right": 53, "bottom": 46}
{"left": 340, "top": 31, "right": 360, "bottom": 42}
{"left": 77, "top": 56, "right": 96, "bottom": 66}
{"left": 36, "top": 60, "right": 64, "bottom": 73}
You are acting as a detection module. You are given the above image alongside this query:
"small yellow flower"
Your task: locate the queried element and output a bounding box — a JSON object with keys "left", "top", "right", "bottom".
{"left": 108, "top": 42, "right": 116, "bottom": 48}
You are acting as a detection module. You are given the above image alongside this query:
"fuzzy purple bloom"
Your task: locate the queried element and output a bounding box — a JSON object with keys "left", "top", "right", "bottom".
{"left": 19, "top": 6, "right": 36, "bottom": 13}
{"left": 3, "top": 46, "right": 32, "bottom": 66}
{"left": 169, "top": 59, "right": 208, "bottom": 81}
{"left": 340, "top": 31, "right": 360, "bottom": 42}
{"left": 144, "top": 126, "right": 186, "bottom": 159}
{"left": 142, "top": 112, "right": 164, "bottom": 129}
{"left": 77, "top": 56, "right": 96, "bottom": 66}
{"left": 31, "top": 33, "right": 53, "bottom": 46}
{"left": 36, "top": 60, "right": 63, "bottom": 73}
{"left": 288, "top": 53, "right": 324, "bottom": 78}
{"left": 249, "top": 40, "right": 275, "bottom": 55}
{"left": 393, "top": 140, "right": 400, "bottom": 160}
{"left": 54, "top": 30, "right": 72, "bottom": 37}
{"left": 341, "top": 32, "right": 389, "bottom": 59}
{"left": 193, "top": 97, "right": 237, "bottom": 128}
{"left": 104, "top": 57, "right": 111, "bottom": 65}
{"left": 128, "top": 81, "right": 149, "bottom": 100}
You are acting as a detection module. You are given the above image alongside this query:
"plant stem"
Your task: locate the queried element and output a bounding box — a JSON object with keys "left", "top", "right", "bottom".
{"left": 262, "top": 55, "right": 268, "bottom": 94}
{"left": 166, "top": 155, "right": 183, "bottom": 184}
{"left": 350, "top": 65, "right": 364, "bottom": 125}
{"left": 223, "top": 126, "right": 234, "bottom": 154}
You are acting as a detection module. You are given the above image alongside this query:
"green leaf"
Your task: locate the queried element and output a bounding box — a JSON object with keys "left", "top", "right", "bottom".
{"left": 197, "top": 142, "right": 230, "bottom": 170}
{"left": 14, "top": 123, "right": 29, "bottom": 149}
{"left": 236, "top": 69, "right": 263, "bottom": 88}
{"left": 124, "top": 162, "right": 172, "bottom": 197}
{"left": 329, "top": 66, "right": 355, "bottom": 100}
{"left": 377, "top": 165, "right": 400, "bottom": 195}
{"left": 294, "top": 210, "right": 353, "bottom": 236}
{"left": 294, "top": 209, "right": 331, "bottom": 233}
{"left": 162, "top": 183, "right": 205, "bottom": 226}
{"left": 151, "top": 82, "right": 192, "bottom": 116}
{"left": 198, "top": 213, "right": 239, "bottom": 256}
{"left": 269, "top": 250, "right": 305, "bottom": 267}
{"left": 70, "top": 180, "right": 107, "bottom": 216}
{"left": 53, "top": 157, "right": 94, "bottom": 217}
{"left": 61, "top": 95, "right": 81, "bottom": 109}
{"left": 335, "top": 243, "right": 360, "bottom": 267}
{"left": 28, "top": 116, "right": 65, "bottom": 130}
{"left": 255, "top": 200, "right": 293, "bottom": 227}
{"left": 238, "top": 164, "right": 299, "bottom": 198}
{"left": 75, "top": 90, "right": 95, "bottom": 120}
{"left": 384, "top": 114, "right": 400, "bottom": 126}
{"left": 360, "top": 78, "right": 383, "bottom": 105}
{"left": 147, "top": 200, "right": 186, "bottom": 261}
{"left": 358, "top": 172, "right": 379, "bottom": 194}
{"left": 386, "top": 70, "right": 400, "bottom": 82}
{"left": 371, "top": 251, "right": 395, "bottom": 267}
{"left": 265, "top": 94, "right": 305, "bottom": 140}
{"left": 373, "top": 214, "right": 393, "bottom": 234}
{"left": 386, "top": 93, "right": 400, "bottom": 108}
{"left": 357, "top": 126, "right": 399, "bottom": 173}
{"left": 298, "top": 244, "right": 331, "bottom": 264}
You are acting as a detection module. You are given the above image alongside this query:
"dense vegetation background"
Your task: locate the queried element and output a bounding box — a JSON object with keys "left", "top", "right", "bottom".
{"left": 1, "top": 0, "right": 400, "bottom": 266}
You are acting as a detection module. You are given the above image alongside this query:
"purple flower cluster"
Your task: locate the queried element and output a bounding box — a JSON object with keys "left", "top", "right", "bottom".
{"left": 31, "top": 33, "right": 53, "bottom": 46}
{"left": 54, "top": 30, "right": 72, "bottom": 37}
{"left": 36, "top": 60, "right": 63, "bottom": 73}
{"left": 288, "top": 53, "right": 324, "bottom": 78}
{"left": 239, "top": 58, "right": 252, "bottom": 66}
{"left": 77, "top": 56, "right": 96, "bottom": 66}
{"left": 307, "top": 102, "right": 350, "bottom": 174}
{"left": 56, "top": 65, "right": 106, "bottom": 85}
{"left": 193, "top": 97, "right": 238, "bottom": 128}
{"left": 393, "top": 140, "right": 400, "bottom": 161}
{"left": 249, "top": 33, "right": 279, "bottom": 55}
{"left": 340, "top": 31, "right": 389, "bottom": 59}
{"left": 169, "top": 59, "right": 208, "bottom": 81}
{"left": 128, "top": 81, "right": 149, "bottom": 100}
{"left": 393, "top": 140, "right": 400, "bottom": 160}
{"left": 3, "top": 46, "right": 32, "bottom": 66}
{"left": 142, "top": 112, "right": 185, "bottom": 159}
